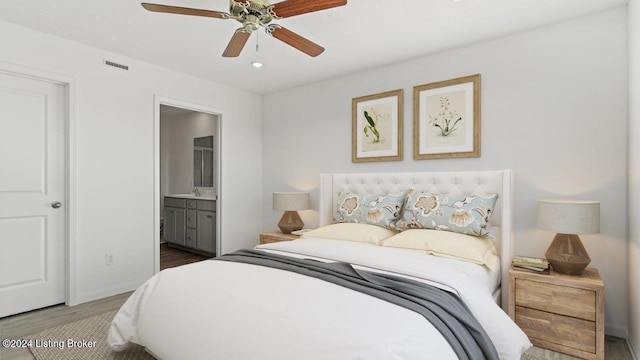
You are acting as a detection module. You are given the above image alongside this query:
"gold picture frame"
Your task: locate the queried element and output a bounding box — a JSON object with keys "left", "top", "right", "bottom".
{"left": 413, "top": 74, "right": 480, "bottom": 160}
{"left": 352, "top": 89, "right": 403, "bottom": 163}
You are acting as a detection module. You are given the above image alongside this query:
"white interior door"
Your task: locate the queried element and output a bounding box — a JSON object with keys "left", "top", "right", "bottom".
{"left": 0, "top": 71, "right": 66, "bottom": 318}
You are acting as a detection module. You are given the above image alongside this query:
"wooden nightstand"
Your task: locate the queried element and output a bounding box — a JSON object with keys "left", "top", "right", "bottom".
{"left": 259, "top": 231, "right": 300, "bottom": 244}
{"left": 508, "top": 267, "right": 604, "bottom": 360}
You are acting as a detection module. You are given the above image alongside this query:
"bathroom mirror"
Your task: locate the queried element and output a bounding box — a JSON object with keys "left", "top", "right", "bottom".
{"left": 194, "top": 135, "right": 214, "bottom": 187}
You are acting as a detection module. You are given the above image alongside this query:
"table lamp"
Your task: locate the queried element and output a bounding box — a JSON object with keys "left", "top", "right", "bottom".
{"left": 273, "top": 192, "right": 310, "bottom": 234}
{"left": 537, "top": 199, "right": 600, "bottom": 275}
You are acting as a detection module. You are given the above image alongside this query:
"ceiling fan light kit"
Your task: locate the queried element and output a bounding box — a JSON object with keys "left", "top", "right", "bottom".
{"left": 141, "top": 0, "right": 347, "bottom": 58}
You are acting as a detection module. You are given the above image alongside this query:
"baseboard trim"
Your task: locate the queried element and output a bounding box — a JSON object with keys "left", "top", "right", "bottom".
{"left": 629, "top": 338, "right": 639, "bottom": 360}
{"left": 74, "top": 279, "right": 145, "bottom": 305}
{"left": 606, "top": 324, "right": 628, "bottom": 339}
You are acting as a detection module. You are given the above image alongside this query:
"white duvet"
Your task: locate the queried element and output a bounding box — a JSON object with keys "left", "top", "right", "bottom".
{"left": 108, "top": 238, "right": 530, "bottom": 360}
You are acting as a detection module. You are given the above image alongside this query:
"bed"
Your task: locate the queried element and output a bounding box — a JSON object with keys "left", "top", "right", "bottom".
{"left": 108, "top": 170, "right": 531, "bottom": 360}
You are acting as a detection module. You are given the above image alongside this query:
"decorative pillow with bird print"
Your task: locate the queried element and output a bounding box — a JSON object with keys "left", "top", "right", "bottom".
{"left": 393, "top": 189, "right": 498, "bottom": 237}
{"left": 332, "top": 192, "right": 405, "bottom": 230}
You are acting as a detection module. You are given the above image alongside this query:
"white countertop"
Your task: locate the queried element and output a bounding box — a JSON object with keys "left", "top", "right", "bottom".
{"left": 164, "top": 193, "right": 217, "bottom": 201}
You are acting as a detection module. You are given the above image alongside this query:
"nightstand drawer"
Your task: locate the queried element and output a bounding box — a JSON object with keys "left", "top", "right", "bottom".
{"left": 260, "top": 236, "right": 287, "bottom": 244}
{"left": 259, "top": 231, "right": 300, "bottom": 244}
{"left": 516, "top": 306, "right": 596, "bottom": 353}
{"left": 516, "top": 279, "right": 596, "bottom": 320}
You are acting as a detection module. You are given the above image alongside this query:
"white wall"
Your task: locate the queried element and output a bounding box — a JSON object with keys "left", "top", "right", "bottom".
{"left": 628, "top": 0, "right": 640, "bottom": 356}
{"left": 0, "top": 20, "right": 263, "bottom": 304}
{"left": 262, "top": 8, "right": 629, "bottom": 337}
{"left": 160, "top": 110, "right": 218, "bottom": 203}
{"left": 160, "top": 114, "right": 170, "bottom": 211}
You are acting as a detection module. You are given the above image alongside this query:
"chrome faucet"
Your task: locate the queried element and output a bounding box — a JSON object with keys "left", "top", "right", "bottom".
{"left": 193, "top": 187, "right": 201, "bottom": 197}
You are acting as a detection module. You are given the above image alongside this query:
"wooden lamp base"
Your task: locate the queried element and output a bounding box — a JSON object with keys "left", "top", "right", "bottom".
{"left": 278, "top": 210, "right": 304, "bottom": 234}
{"left": 545, "top": 233, "right": 591, "bottom": 275}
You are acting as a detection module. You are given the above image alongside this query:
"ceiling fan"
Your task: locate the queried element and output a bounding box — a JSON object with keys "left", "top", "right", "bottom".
{"left": 141, "top": 0, "right": 347, "bottom": 57}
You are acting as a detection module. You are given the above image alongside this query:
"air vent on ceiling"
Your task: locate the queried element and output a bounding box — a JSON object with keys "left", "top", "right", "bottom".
{"left": 103, "top": 59, "right": 129, "bottom": 71}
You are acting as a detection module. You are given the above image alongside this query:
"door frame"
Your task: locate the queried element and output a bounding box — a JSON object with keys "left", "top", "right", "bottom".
{"left": 0, "top": 61, "right": 78, "bottom": 306}
{"left": 153, "top": 96, "right": 223, "bottom": 274}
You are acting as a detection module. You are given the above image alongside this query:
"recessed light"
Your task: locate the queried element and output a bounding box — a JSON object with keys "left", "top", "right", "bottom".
{"left": 251, "top": 61, "right": 263, "bottom": 68}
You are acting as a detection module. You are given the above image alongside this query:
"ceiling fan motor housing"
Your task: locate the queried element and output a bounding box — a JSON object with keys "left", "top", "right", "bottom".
{"left": 243, "top": 14, "right": 261, "bottom": 31}
{"left": 230, "top": 0, "right": 273, "bottom": 28}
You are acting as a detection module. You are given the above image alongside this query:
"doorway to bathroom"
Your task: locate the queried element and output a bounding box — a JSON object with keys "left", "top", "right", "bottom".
{"left": 153, "top": 97, "right": 222, "bottom": 273}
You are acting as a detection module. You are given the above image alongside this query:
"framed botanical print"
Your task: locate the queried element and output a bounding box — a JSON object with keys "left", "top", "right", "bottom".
{"left": 413, "top": 74, "right": 480, "bottom": 160}
{"left": 352, "top": 89, "right": 403, "bottom": 163}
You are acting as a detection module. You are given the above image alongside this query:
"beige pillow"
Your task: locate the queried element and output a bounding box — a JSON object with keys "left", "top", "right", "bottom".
{"left": 301, "top": 223, "right": 399, "bottom": 245}
{"left": 381, "top": 229, "right": 499, "bottom": 271}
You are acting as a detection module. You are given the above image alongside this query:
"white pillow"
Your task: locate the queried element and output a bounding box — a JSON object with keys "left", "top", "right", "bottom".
{"left": 381, "top": 229, "right": 499, "bottom": 271}
{"left": 301, "top": 223, "right": 398, "bottom": 245}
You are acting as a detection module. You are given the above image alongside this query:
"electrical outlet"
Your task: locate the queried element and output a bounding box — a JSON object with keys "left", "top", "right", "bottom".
{"left": 106, "top": 253, "right": 115, "bottom": 266}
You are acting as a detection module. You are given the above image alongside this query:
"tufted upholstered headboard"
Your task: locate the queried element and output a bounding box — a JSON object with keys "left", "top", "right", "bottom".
{"left": 318, "top": 170, "right": 513, "bottom": 310}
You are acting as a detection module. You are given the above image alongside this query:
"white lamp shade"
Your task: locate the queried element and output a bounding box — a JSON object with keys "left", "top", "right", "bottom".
{"left": 537, "top": 199, "right": 600, "bottom": 234}
{"left": 273, "top": 192, "right": 310, "bottom": 211}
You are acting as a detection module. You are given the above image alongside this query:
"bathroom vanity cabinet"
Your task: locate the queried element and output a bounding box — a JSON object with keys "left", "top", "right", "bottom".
{"left": 164, "top": 196, "right": 216, "bottom": 256}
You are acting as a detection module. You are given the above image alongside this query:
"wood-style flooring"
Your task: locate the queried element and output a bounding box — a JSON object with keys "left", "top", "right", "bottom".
{"left": 0, "top": 245, "right": 635, "bottom": 360}
{"left": 159, "top": 242, "right": 210, "bottom": 270}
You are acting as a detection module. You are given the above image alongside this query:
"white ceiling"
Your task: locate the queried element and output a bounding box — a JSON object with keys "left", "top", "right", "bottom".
{"left": 0, "top": 0, "right": 628, "bottom": 94}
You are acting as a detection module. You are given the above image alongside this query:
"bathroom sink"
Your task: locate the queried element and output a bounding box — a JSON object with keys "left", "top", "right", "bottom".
{"left": 165, "top": 193, "right": 217, "bottom": 200}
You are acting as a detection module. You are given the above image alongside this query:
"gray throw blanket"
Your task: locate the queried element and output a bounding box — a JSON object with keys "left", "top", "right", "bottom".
{"left": 215, "top": 249, "right": 498, "bottom": 360}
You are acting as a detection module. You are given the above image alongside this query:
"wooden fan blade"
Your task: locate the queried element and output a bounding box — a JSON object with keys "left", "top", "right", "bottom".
{"left": 269, "top": 26, "right": 324, "bottom": 57}
{"left": 222, "top": 30, "right": 252, "bottom": 57}
{"left": 141, "top": 3, "right": 229, "bottom": 19}
{"left": 270, "top": 0, "right": 347, "bottom": 18}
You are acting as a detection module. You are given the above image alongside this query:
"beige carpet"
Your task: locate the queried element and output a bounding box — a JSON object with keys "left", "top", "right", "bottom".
{"left": 25, "top": 309, "right": 546, "bottom": 360}
{"left": 27, "top": 310, "right": 154, "bottom": 360}
{"left": 522, "top": 351, "right": 550, "bottom": 360}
